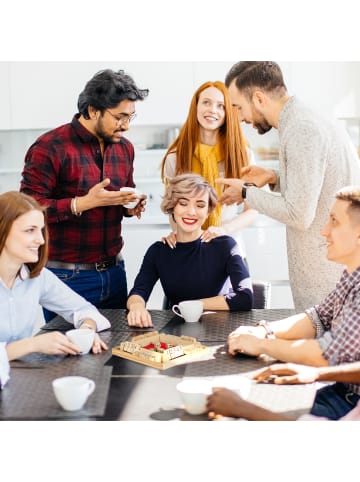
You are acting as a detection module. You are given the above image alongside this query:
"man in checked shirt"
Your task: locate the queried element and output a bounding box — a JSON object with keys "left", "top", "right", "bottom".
{"left": 227, "top": 185, "right": 360, "bottom": 420}
{"left": 20, "top": 69, "right": 149, "bottom": 321}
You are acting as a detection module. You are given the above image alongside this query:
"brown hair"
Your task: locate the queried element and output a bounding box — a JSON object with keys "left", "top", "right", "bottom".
{"left": 161, "top": 174, "right": 218, "bottom": 215}
{"left": 161, "top": 80, "right": 249, "bottom": 181}
{"left": 225, "top": 61, "right": 287, "bottom": 100}
{"left": 0, "top": 191, "right": 48, "bottom": 277}
{"left": 336, "top": 185, "right": 360, "bottom": 225}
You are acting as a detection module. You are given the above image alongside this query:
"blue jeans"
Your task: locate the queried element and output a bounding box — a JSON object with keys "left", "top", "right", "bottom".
{"left": 43, "top": 260, "right": 128, "bottom": 322}
{"left": 310, "top": 383, "right": 360, "bottom": 420}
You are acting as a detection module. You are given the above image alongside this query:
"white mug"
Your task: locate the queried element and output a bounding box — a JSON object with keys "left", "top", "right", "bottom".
{"left": 120, "top": 187, "right": 141, "bottom": 209}
{"left": 66, "top": 328, "right": 95, "bottom": 355}
{"left": 176, "top": 379, "right": 212, "bottom": 415}
{"left": 52, "top": 376, "right": 96, "bottom": 411}
{"left": 172, "top": 300, "right": 204, "bottom": 323}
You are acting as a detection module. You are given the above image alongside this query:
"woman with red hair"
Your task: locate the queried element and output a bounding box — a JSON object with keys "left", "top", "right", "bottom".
{"left": 161, "top": 81, "right": 257, "bottom": 262}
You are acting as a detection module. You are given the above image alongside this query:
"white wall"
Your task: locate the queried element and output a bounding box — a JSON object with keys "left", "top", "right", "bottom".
{"left": 3, "top": 61, "right": 360, "bottom": 173}
{"left": 3, "top": 61, "right": 360, "bottom": 129}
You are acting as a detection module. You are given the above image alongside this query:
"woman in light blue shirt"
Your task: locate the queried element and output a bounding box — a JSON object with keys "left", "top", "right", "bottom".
{"left": 0, "top": 191, "right": 110, "bottom": 363}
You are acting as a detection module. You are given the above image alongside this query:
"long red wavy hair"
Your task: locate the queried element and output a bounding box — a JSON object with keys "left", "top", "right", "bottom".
{"left": 161, "top": 80, "right": 249, "bottom": 181}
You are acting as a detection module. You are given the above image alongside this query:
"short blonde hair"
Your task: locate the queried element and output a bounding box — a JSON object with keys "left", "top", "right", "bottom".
{"left": 336, "top": 185, "right": 360, "bottom": 225}
{"left": 161, "top": 173, "right": 218, "bottom": 215}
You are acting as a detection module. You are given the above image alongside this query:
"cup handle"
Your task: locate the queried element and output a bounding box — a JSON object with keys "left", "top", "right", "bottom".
{"left": 172, "top": 305, "right": 184, "bottom": 318}
{"left": 87, "top": 380, "right": 96, "bottom": 396}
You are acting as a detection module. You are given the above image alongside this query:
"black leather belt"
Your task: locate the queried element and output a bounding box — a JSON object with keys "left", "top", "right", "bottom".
{"left": 47, "top": 255, "right": 122, "bottom": 272}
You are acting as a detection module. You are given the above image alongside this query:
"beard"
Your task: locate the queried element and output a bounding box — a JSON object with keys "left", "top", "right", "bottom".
{"left": 254, "top": 120, "right": 272, "bottom": 135}
{"left": 251, "top": 105, "right": 272, "bottom": 135}
{"left": 95, "top": 117, "right": 125, "bottom": 144}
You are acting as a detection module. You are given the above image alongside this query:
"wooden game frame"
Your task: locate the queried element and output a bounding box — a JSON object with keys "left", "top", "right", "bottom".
{"left": 112, "top": 331, "right": 209, "bottom": 370}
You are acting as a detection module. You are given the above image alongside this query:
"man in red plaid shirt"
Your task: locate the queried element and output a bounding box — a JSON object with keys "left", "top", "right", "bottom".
{"left": 20, "top": 69, "right": 149, "bottom": 321}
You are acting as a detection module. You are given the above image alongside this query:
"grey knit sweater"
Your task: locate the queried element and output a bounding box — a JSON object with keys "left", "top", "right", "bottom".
{"left": 247, "top": 96, "right": 360, "bottom": 311}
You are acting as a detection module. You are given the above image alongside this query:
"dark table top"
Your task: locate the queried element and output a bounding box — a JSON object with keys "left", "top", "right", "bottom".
{"left": 0, "top": 308, "right": 317, "bottom": 421}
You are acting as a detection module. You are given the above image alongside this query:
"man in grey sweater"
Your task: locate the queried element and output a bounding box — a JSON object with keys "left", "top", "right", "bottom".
{"left": 217, "top": 61, "right": 360, "bottom": 311}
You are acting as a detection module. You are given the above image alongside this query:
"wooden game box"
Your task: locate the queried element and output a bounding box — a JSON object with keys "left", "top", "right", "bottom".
{"left": 112, "top": 331, "right": 209, "bottom": 370}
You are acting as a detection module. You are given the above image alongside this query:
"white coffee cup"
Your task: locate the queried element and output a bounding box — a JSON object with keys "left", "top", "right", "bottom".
{"left": 52, "top": 376, "right": 96, "bottom": 411}
{"left": 172, "top": 300, "right": 204, "bottom": 323}
{"left": 176, "top": 379, "right": 212, "bottom": 415}
{"left": 120, "top": 187, "right": 141, "bottom": 209}
{"left": 66, "top": 328, "right": 95, "bottom": 355}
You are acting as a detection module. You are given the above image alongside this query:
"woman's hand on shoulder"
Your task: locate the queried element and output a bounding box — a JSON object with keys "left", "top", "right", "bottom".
{"left": 161, "top": 231, "right": 177, "bottom": 249}
{"left": 200, "top": 226, "right": 226, "bottom": 243}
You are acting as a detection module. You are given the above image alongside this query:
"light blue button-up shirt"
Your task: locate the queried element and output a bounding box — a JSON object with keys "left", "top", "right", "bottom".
{"left": 0, "top": 265, "right": 111, "bottom": 344}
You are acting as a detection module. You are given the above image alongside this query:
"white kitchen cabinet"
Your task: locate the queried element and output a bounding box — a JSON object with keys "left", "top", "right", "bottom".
{"left": 5, "top": 61, "right": 360, "bottom": 130}
{"left": 7, "top": 61, "right": 232, "bottom": 129}
{"left": 121, "top": 223, "right": 171, "bottom": 309}
{"left": 0, "top": 62, "right": 11, "bottom": 129}
{"left": 282, "top": 62, "right": 360, "bottom": 121}
{"left": 133, "top": 149, "right": 166, "bottom": 181}
{"left": 8, "top": 62, "right": 108, "bottom": 129}
{"left": 8, "top": 61, "right": 195, "bottom": 129}
{"left": 242, "top": 216, "right": 294, "bottom": 309}
{"left": 243, "top": 220, "right": 289, "bottom": 281}
{"left": 0, "top": 128, "right": 47, "bottom": 193}
{"left": 192, "top": 61, "right": 236, "bottom": 87}
{"left": 124, "top": 62, "right": 194, "bottom": 125}
{"left": 7, "top": 61, "right": 255, "bottom": 129}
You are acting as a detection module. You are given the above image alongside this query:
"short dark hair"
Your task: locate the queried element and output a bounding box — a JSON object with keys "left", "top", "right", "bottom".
{"left": 78, "top": 69, "right": 149, "bottom": 119}
{"left": 336, "top": 185, "right": 360, "bottom": 225}
{"left": 225, "top": 61, "right": 287, "bottom": 99}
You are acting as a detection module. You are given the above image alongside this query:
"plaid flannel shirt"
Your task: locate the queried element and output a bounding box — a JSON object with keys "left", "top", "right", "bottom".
{"left": 20, "top": 115, "right": 135, "bottom": 263}
{"left": 306, "top": 266, "right": 360, "bottom": 395}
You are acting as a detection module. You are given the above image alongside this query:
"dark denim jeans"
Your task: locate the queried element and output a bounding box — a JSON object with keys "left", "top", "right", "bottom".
{"left": 310, "top": 382, "right": 360, "bottom": 420}
{"left": 43, "top": 260, "right": 128, "bottom": 322}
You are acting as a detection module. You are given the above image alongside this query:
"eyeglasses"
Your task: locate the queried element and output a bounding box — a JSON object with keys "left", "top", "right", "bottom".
{"left": 105, "top": 109, "right": 137, "bottom": 125}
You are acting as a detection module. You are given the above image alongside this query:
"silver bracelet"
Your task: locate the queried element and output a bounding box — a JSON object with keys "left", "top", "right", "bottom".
{"left": 257, "top": 320, "right": 275, "bottom": 339}
{"left": 73, "top": 196, "right": 82, "bottom": 217}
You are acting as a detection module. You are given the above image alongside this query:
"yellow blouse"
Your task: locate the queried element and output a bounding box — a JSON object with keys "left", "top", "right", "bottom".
{"left": 192, "top": 142, "right": 222, "bottom": 229}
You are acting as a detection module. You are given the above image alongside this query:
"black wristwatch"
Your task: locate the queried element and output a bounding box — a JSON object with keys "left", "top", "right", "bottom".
{"left": 241, "top": 182, "right": 257, "bottom": 200}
